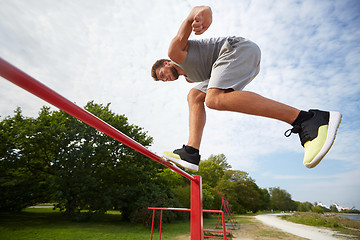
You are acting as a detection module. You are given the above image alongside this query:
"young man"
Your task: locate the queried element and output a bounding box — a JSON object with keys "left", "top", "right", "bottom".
{"left": 151, "top": 6, "right": 342, "bottom": 172}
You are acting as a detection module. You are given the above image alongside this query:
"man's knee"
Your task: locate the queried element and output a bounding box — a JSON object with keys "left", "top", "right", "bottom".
{"left": 205, "top": 96, "right": 220, "bottom": 110}
{"left": 187, "top": 89, "right": 206, "bottom": 104}
{"left": 205, "top": 91, "right": 224, "bottom": 110}
{"left": 205, "top": 88, "right": 233, "bottom": 110}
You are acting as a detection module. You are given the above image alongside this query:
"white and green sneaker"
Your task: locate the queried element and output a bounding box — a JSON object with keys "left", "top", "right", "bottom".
{"left": 163, "top": 145, "right": 200, "bottom": 172}
{"left": 285, "top": 110, "right": 342, "bottom": 168}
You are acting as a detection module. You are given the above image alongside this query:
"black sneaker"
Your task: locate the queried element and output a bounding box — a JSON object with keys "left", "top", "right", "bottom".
{"left": 285, "top": 110, "right": 342, "bottom": 168}
{"left": 163, "top": 145, "right": 200, "bottom": 172}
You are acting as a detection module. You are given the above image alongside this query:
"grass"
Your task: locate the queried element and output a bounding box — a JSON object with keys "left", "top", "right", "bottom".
{"left": 233, "top": 214, "right": 253, "bottom": 224}
{"left": 0, "top": 208, "right": 236, "bottom": 240}
{"left": 0, "top": 208, "right": 184, "bottom": 240}
{"left": 256, "top": 229, "right": 290, "bottom": 239}
{"left": 6, "top": 209, "right": 359, "bottom": 240}
{"left": 280, "top": 212, "right": 360, "bottom": 238}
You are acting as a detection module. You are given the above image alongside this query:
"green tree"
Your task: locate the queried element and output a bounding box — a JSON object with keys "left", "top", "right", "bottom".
{"left": 296, "top": 201, "right": 313, "bottom": 212}
{"left": 0, "top": 102, "right": 175, "bottom": 221}
{"left": 217, "top": 170, "right": 263, "bottom": 213}
{"left": 198, "top": 154, "right": 231, "bottom": 188}
{"left": 196, "top": 154, "right": 232, "bottom": 210}
{"left": 269, "top": 187, "right": 297, "bottom": 211}
{"left": 207, "top": 154, "right": 231, "bottom": 171}
{"left": 0, "top": 108, "right": 53, "bottom": 211}
{"left": 259, "top": 188, "right": 271, "bottom": 210}
{"left": 311, "top": 205, "right": 325, "bottom": 214}
{"left": 330, "top": 204, "right": 339, "bottom": 213}
{"left": 198, "top": 159, "right": 223, "bottom": 188}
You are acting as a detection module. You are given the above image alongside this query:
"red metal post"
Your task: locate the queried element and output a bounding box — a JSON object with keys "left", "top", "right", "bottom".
{"left": 221, "top": 211, "right": 226, "bottom": 240}
{"left": 191, "top": 175, "right": 203, "bottom": 240}
{"left": 159, "top": 210, "right": 163, "bottom": 240}
{"left": 215, "top": 197, "right": 224, "bottom": 229}
{"left": 0, "top": 57, "right": 196, "bottom": 182}
{"left": 150, "top": 209, "right": 155, "bottom": 240}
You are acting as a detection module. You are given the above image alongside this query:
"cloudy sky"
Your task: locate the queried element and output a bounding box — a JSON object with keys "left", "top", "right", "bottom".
{"left": 1, "top": 0, "right": 359, "bottom": 209}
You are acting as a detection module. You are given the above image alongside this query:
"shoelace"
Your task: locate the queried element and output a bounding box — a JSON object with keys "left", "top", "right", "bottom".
{"left": 284, "top": 125, "right": 302, "bottom": 137}
{"left": 285, "top": 124, "right": 312, "bottom": 147}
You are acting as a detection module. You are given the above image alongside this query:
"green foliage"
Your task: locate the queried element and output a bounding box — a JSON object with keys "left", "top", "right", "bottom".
{"left": 216, "top": 170, "right": 264, "bottom": 213}
{"left": 172, "top": 184, "right": 191, "bottom": 209}
{"left": 296, "top": 201, "right": 313, "bottom": 212}
{"left": 259, "top": 188, "right": 271, "bottom": 210}
{"left": 156, "top": 168, "right": 186, "bottom": 187}
{"left": 207, "top": 154, "right": 231, "bottom": 171}
{"left": 311, "top": 205, "right": 325, "bottom": 214}
{"left": 197, "top": 154, "right": 272, "bottom": 214}
{"left": 269, "top": 187, "right": 297, "bottom": 211}
{"left": 198, "top": 160, "right": 223, "bottom": 188}
{"left": 0, "top": 107, "right": 53, "bottom": 211}
{"left": 202, "top": 183, "right": 216, "bottom": 210}
{"left": 329, "top": 204, "right": 339, "bottom": 213}
{"left": 198, "top": 154, "right": 231, "bottom": 188}
{"left": 0, "top": 102, "right": 175, "bottom": 222}
{"left": 341, "top": 209, "right": 360, "bottom": 214}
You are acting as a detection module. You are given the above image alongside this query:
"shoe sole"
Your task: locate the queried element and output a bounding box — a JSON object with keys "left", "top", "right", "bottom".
{"left": 163, "top": 154, "right": 199, "bottom": 172}
{"left": 305, "top": 111, "right": 342, "bottom": 168}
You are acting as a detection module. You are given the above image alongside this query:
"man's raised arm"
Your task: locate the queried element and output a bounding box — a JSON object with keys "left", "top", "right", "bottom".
{"left": 168, "top": 6, "right": 212, "bottom": 63}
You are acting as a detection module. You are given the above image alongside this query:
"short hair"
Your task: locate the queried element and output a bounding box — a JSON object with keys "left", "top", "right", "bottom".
{"left": 151, "top": 59, "right": 170, "bottom": 81}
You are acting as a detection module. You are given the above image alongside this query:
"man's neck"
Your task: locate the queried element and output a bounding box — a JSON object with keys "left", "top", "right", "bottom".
{"left": 171, "top": 62, "right": 186, "bottom": 76}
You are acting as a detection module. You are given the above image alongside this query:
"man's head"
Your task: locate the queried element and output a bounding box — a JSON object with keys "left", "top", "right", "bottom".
{"left": 151, "top": 59, "right": 179, "bottom": 82}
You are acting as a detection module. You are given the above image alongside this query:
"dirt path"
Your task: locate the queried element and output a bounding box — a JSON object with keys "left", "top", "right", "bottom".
{"left": 174, "top": 214, "right": 356, "bottom": 240}
{"left": 250, "top": 214, "right": 353, "bottom": 240}
{"left": 174, "top": 216, "right": 306, "bottom": 240}
{"left": 231, "top": 215, "right": 307, "bottom": 240}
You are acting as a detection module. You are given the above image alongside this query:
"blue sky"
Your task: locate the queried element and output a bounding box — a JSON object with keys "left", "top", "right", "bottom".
{"left": 1, "top": 0, "right": 359, "bottom": 209}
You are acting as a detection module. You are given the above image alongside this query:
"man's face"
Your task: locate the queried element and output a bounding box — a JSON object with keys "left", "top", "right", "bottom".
{"left": 156, "top": 62, "right": 179, "bottom": 82}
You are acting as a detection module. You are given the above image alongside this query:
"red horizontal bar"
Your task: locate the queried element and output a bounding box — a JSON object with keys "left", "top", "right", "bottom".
{"left": 148, "top": 207, "right": 191, "bottom": 212}
{"left": 203, "top": 210, "right": 223, "bottom": 213}
{"left": 147, "top": 207, "right": 224, "bottom": 214}
{"left": 203, "top": 229, "right": 232, "bottom": 234}
{"left": 204, "top": 236, "right": 228, "bottom": 239}
{"left": 0, "top": 57, "right": 196, "bottom": 182}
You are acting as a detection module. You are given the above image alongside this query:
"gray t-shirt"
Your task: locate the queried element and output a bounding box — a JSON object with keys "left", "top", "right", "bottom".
{"left": 173, "top": 36, "right": 261, "bottom": 93}
{"left": 173, "top": 37, "right": 228, "bottom": 82}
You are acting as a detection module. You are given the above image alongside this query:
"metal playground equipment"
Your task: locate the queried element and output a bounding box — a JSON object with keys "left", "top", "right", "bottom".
{"left": 147, "top": 197, "right": 236, "bottom": 239}
{"left": 0, "top": 57, "right": 229, "bottom": 239}
{"left": 148, "top": 207, "right": 232, "bottom": 240}
{"left": 215, "top": 197, "right": 238, "bottom": 231}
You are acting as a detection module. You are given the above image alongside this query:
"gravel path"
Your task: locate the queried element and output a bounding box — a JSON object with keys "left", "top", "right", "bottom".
{"left": 255, "top": 214, "right": 353, "bottom": 240}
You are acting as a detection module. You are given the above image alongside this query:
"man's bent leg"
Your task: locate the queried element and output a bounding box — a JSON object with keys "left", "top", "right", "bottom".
{"left": 205, "top": 89, "right": 300, "bottom": 124}
{"left": 205, "top": 88, "right": 342, "bottom": 168}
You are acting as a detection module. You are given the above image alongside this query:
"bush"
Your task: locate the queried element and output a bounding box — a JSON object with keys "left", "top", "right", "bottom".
{"left": 311, "top": 206, "right": 324, "bottom": 214}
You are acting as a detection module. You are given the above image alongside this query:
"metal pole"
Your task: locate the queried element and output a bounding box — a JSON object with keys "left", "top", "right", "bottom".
{"left": 159, "top": 210, "right": 163, "bottom": 240}
{"left": 150, "top": 209, "right": 155, "bottom": 240}
{"left": 191, "top": 175, "right": 203, "bottom": 240}
{"left": 0, "top": 57, "right": 196, "bottom": 182}
{"left": 222, "top": 211, "right": 226, "bottom": 240}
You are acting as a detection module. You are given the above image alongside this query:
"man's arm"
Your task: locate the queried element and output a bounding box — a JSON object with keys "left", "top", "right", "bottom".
{"left": 168, "top": 6, "right": 212, "bottom": 63}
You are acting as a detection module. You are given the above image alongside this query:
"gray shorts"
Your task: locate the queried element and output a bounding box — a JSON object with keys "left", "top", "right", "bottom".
{"left": 193, "top": 37, "right": 261, "bottom": 93}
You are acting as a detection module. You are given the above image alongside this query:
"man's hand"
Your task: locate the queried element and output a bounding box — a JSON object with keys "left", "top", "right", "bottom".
{"left": 191, "top": 6, "right": 212, "bottom": 35}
